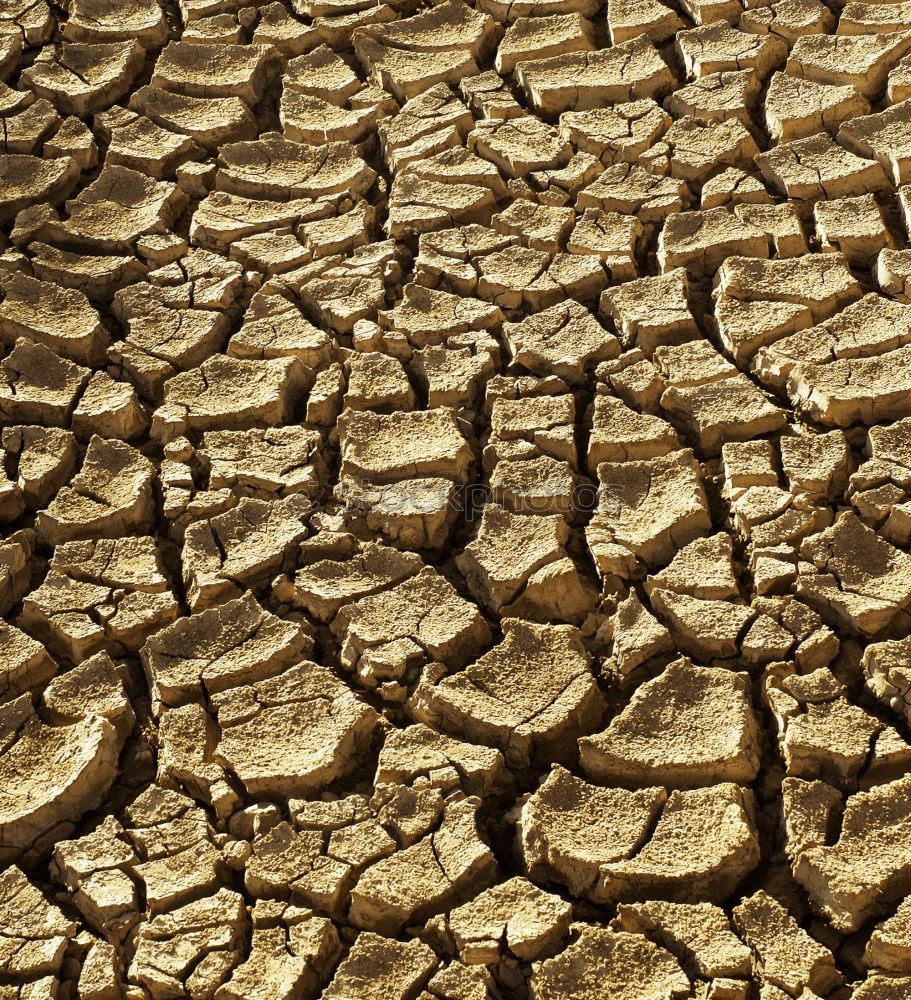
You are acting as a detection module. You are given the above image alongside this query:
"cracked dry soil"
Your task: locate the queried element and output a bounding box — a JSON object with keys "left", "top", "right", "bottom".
{"left": 4, "top": 0, "right": 911, "bottom": 997}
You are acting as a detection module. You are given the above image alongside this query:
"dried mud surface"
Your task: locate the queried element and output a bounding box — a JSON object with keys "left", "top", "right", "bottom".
{"left": 4, "top": 0, "right": 911, "bottom": 998}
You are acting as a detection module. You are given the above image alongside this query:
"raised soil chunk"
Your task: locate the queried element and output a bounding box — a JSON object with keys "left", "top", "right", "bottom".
{"left": 0, "top": 621, "right": 57, "bottom": 703}
{"left": 599, "top": 782, "right": 760, "bottom": 903}
{"left": 781, "top": 776, "right": 842, "bottom": 861}
{"left": 789, "top": 343, "right": 911, "bottom": 427}
{"left": 377, "top": 84, "right": 473, "bottom": 173}
{"left": 715, "top": 295, "right": 813, "bottom": 365}
{"left": 606, "top": 0, "right": 682, "bottom": 44}
{"left": 460, "top": 69, "right": 524, "bottom": 120}
{"left": 291, "top": 541, "right": 422, "bottom": 623}
{"left": 0, "top": 695, "right": 118, "bottom": 861}
{"left": 375, "top": 723, "right": 508, "bottom": 798}
{"left": 27, "top": 240, "right": 146, "bottom": 298}
{"left": 284, "top": 43, "right": 361, "bottom": 102}
{"left": 587, "top": 448, "right": 712, "bottom": 578}
{"left": 892, "top": 52, "right": 911, "bottom": 103}
{"left": 0, "top": 531, "right": 32, "bottom": 615}
{"left": 0, "top": 271, "right": 107, "bottom": 366}
{"left": 665, "top": 70, "right": 761, "bottom": 127}
{"left": 865, "top": 896, "right": 911, "bottom": 973}
{"left": 424, "top": 876, "right": 572, "bottom": 964}
{"left": 323, "top": 933, "right": 436, "bottom": 1000}
{"left": 645, "top": 532, "right": 740, "bottom": 600}
{"left": 410, "top": 618, "right": 604, "bottom": 770}
{"left": 600, "top": 268, "right": 699, "bottom": 353}
{"left": 338, "top": 406, "right": 473, "bottom": 484}
{"left": 529, "top": 925, "right": 689, "bottom": 1000}
{"left": 701, "top": 166, "right": 773, "bottom": 208}
{"left": 0, "top": 865, "right": 76, "bottom": 980}
{"left": 606, "top": 589, "right": 674, "bottom": 679}
{"left": 733, "top": 891, "right": 842, "bottom": 996}
{"left": 786, "top": 30, "right": 911, "bottom": 98}
{"left": 216, "top": 132, "right": 375, "bottom": 200}
{"left": 648, "top": 588, "right": 756, "bottom": 660}
{"left": 495, "top": 13, "right": 595, "bottom": 75}
{"left": 469, "top": 115, "right": 571, "bottom": 178}
{"left": 199, "top": 426, "right": 327, "bottom": 499}
{"left": 151, "top": 41, "right": 277, "bottom": 105}
{"left": 814, "top": 194, "right": 894, "bottom": 265}
{"left": 0, "top": 153, "right": 80, "bottom": 224}
{"left": 0, "top": 338, "right": 90, "bottom": 428}
{"left": 863, "top": 635, "right": 911, "bottom": 726}
{"left": 343, "top": 351, "right": 415, "bottom": 413}
{"left": 228, "top": 294, "right": 334, "bottom": 365}
{"left": 559, "top": 98, "right": 671, "bottom": 164}
{"left": 514, "top": 35, "right": 674, "bottom": 115}
{"left": 63, "top": 0, "right": 168, "bottom": 47}
{"left": 519, "top": 765, "right": 667, "bottom": 900}
{"left": 36, "top": 436, "right": 156, "bottom": 545}
{"left": 798, "top": 512, "right": 911, "bottom": 636}
{"left": 713, "top": 253, "right": 861, "bottom": 323}
{"left": 151, "top": 354, "right": 308, "bottom": 443}
{"left": 190, "top": 190, "right": 340, "bottom": 254}
{"left": 388, "top": 150, "right": 504, "bottom": 240}
{"left": 49, "top": 163, "right": 187, "bottom": 252}
{"left": 212, "top": 659, "right": 378, "bottom": 798}
{"left": 658, "top": 206, "right": 770, "bottom": 278}
{"left": 42, "top": 650, "right": 133, "bottom": 742}
{"left": 740, "top": 0, "right": 834, "bottom": 45}
{"left": 128, "top": 889, "right": 247, "bottom": 1000}
{"left": 640, "top": 116, "right": 759, "bottom": 181}
{"left": 781, "top": 430, "right": 851, "bottom": 500}
{"left": 838, "top": 99, "right": 911, "bottom": 185}
{"left": 129, "top": 85, "right": 256, "bottom": 150}
{"left": 675, "top": 22, "right": 787, "bottom": 78}
{"left": 101, "top": 109, "right": 201, "bottom": 179}
{"left": 764, "top": 72, "right": 870, "bottom": 142}
{"left": 380, "top": 281, "right": 503, "bottom": 347}
{"left": 21, "top": 536, "right": 178, "bottom": 661}
{"left": 661, "top": 371, "right": 787, "bottom": 456}
{"left": 752, "top": 293, "right": 911, "bottom": 392}
{"left": 72, "top": 371, "right": 149, "bottom": 442}
{"left": 21, "top": 40, "right": 145, "bottom": 116}
{"left": 417, "top": 962, "right": 497, "bottom": 1000}
{"left": 486, "top": 392, "right": 576, "bottom": 468}
{"left": 876, "top": 246, "right": 911, "bottom": 301}
{"left": 332, "top": 565, "right": 492, "bottom": 696}
{"left": 492, "top": 199, "right": 575, "bottom": 252}
{"left": 568, "top": 207, "right": 642, "bottom": 277}
{"left": 588, "top": 394, "right": 681, "bottom": 467}
{"left": 454, "top": 503, "right": 575, "bottom": 613}
{"left": 352, "top": 0, "right": 496, "bottom": 102}
{"left": 578, "top": 163, "right": 690, "bottom": 225}
{"left": 182, "top": 493, "right": 312, "bottom": 609}
{"left": 348, "top": 795, "right": 496, "bottom": 935}
{"left": 614, "top": 900, "right": 751, "bottom": 979}
{"left": 783, "top": 697, "right": 883, "bottom": 784}
{"left": 215, "top": 901, "right": 341, "bottom": 1000}
{"left": 50, "top": 814, "right": 142, "bottom": 940}
{"left": 141, "top": 590, "right": 309, "bottom": 708}
{"left": 794, "top": 774, "right": 911, "bottom": 933}
{"left": 756, "top": 132, "right": 890, "bottom": 200}
{"left": 580, "top": 659, "right": 761, "bottom": 788}
{"left": 839, "top": 1, "right": 911, "bottom": 36}
{"left": 2, "top": 425, "right": 78, "bottom": 511}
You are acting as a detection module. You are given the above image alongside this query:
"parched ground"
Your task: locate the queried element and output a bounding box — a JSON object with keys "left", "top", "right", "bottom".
{"left": 4, "top": 0, "right": 911, "bottom": 997}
